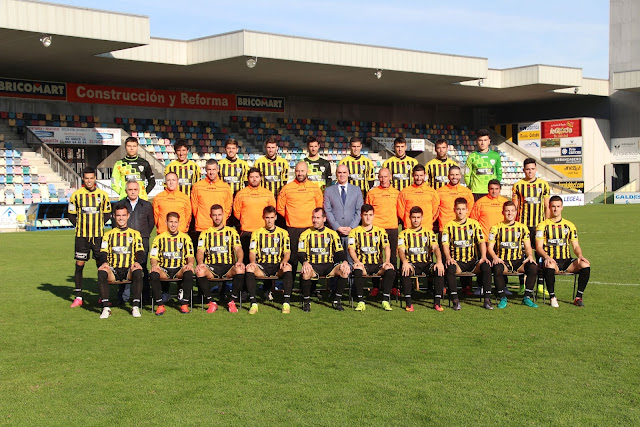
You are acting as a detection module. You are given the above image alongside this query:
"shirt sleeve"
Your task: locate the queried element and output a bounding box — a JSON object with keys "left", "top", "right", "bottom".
{"left": 475, "top": 223, "right": 486, "bottom": 242}
{"left": 149, "top": 236, "right": 160, "bottom": 260}
{"left": 464, "top": 154, "right": 473, "bottom": 187}
{"left": 111, "top": 161, "right": 124, "bottom": 197}
{"left": 488, "top": 226, "right": 498, "bottom": 243}
{"left": 144, "top": 160, "right": 156, "bottom": 194}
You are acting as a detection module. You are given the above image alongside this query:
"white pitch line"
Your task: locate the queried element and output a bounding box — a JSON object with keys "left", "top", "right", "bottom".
{"left": 589, "top": 281, "right": 640, "bottom": 286}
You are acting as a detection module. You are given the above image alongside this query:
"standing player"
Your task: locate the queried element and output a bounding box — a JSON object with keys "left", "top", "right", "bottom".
{"left": 535, "top": 196, "right": 591, "bottom": 308}
{"left": 464, "top": 129, "right": 502, "bottom": 200}
{"left": 191, "top": 159, "right": 233, "bottom": 232}
{"left": 397, "top": 165, "right": 440, "bottom": 229}
{"left": 348, "top": 204, "right": 396, "bottom": 311}
{"left": 96, "top": 203, "right": 145, "bottom": 319}
{"left": 111, "top": 136, "right": 156, "bottom": 200}
{"left": 397, "top": 206, "right": 445, "bottom": 312}
{"left": 152, "top": 172, "right": 191, "bottom": 234}
{"left": 382, "top": 137, "right": 418, "bottom": 192}
{"left": 245, "top": 206, "right": 294, "bottom": 314}
{"left": 339, "top": 137, "right": 375, "bottom": 196}
{"left": 68, "top": 166, "right": 112, "bottom": 308}
{"left": 441, "top": 198, "right": 492, "bottom": 310}
{"left": 149, "top": 212, "right": 195, "bottom": 315}
{"left": 436, "top": 165, "right": 474, "bottom": 232}
{"left": 164, "top": 139, "right": 201, "bottom": 196}
{"left": 195, "top": 204, "right": 245, "bottom": 313}
{"left": 487, "top": 201, "right": 539, "bottom": 309}
{"left": 254, "top": 136, "right": 289, "bottom": 199}
{"left": 298, "top": 208, "right": 351, "bottom": 312}
{"left": 218, "top": 139, "right": 249, "bottom": 196}
{"left": 426, "top": 138, "right": 458, "bottom": 190}
{"left": 304, "top": 136, "right": 332, "bottom": 191}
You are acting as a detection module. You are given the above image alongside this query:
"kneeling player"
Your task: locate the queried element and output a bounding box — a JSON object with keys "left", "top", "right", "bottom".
{"left": 97, "top": 203, "right": 145, "bottom": 319}
{"left": 535, "top": 196, "right": 591, "bottom": 307}
{"left": 442, "top": 198, "right": 492, "bottom": 310}
{"left": 149, "top": 212, "right": 195, "bottom": 315}
{"left": 245, "top": 206, "right": 293, "bottom": 314}
{"left": 487, "top": 201, "right": 538, "bottom": 309}
{"left": 299, "top": 208, "right": 351, "bottom": 312}
{"left": 195, "top": 204, "right": 245, "bottom": 313}
{"left": 348, "top": 204, "right": 396, "bottom": 311}
{"left": 398, "top": 206, "right": 445, "bottom": 312}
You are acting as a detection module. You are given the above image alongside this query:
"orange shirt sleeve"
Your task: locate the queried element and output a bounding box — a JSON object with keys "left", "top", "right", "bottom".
{"left": 314, "top": 187, "right": 323, "bottom": 208}
{"left": 190, "top": 183, "right": 199, "bottom": 219}
{"left": 233, "top": 191, "right": 243, "bottom": 220}
{"left": 183, "top": 195, "right": 192, "bottom": 232}
{"left": 469, "top": 199, "right": 480, "bottom": 221}
{"left": 276, "top": 186, "right": 287, "bottom": 217}
{"left": 396, "top": 190, "right": 406, "bottom": 223}
{"left": 431, "top": 190, "right": 440, "bottom": 222}
{"left": 465, "top": 192, "right": 474, "bottom": 213}
{"left": 224, "top": 186, "right": 233, "bottom": 221}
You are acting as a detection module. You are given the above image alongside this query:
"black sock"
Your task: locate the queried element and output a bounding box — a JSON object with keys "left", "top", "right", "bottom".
{"left": 182, "top": 270, "right": 194, "bottom": 304}
{"left": 544, "top": 268, "right": 556, "bottom": 297}
{"left": 246, "top": 272, "right": 257, "bottom": 303}
{"left": 577, "top": 267, "right": 590, "bottom": 298}
{"left": 301, "top": 278, "right": 311, "bottom": 299}
{"left": 282, "top": 271, "right": 293, "bottom": 303}
{"left": 446, "top": 265, "right": 458, "bottom": 298}
{"left": 434, "top": 275, "right": 444, "bottom": 306}
{"left": 74, "top": 264, "right": 84, "bottom": 298}
{"left": 524, "top": 262, "right": 537, "bottom": 298}
{"left": 196, "top": 276, "right": 212, "bottom": 302}
{"left": 232, "top": 274, "right": 244, "bottom": 302}
{"left": 131, "top": 270, "right": 143, "bottom": 308}
{"left": 97, "top": 270, "right": 109, "bottom": 307}
{"left": 353, "top": 269, "right": 364, "bottom": 302}
{"left": 150, "top": 272, "right": 163, "bottom": 304}
{"left": 335, "top": 277, "right": 347, "bottom": 302}
{"left": 382, "top": 269, "right": 395, "bottom": 296}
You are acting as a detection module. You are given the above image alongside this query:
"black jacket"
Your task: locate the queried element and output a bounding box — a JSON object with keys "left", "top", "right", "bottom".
{"left": 122, "top": 197, "right": 155, "bottom": 238}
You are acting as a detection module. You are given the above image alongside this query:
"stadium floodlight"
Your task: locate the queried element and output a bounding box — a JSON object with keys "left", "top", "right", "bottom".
{"left": 40, "top": 34, "right": 52, "bottom": 48}
{"left": 574, "top": 87, "right": 579, "bottom": 94}
{"left": 375, "top": 69, "right": 383, "bottom": 79}
{"left": 246, "top": 57, "right": 257, "bottom": 68}
{"left": 478, "top": 79, "right": 484, "bottom": 87}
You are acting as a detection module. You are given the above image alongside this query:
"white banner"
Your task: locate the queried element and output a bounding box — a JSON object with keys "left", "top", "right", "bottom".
{"left": 614, "top": 192, "right": 640, "bottom": 204}
{"left": 0, "top": 205, "right": 27, "bottom": 229}
{"left": 28, "top": 126, "right": 121, "bottom": 146}
{"left": 557, "top": 193, "right": 585, "bottom": 206}
{"left": 518, "top": 122, "right": 541, "bottom": 158}
{"left": 560, "top": 137, "right": 583, "bottom": 148}
{"left": 409, "top": 138, "right": 425, "bottom": 152}
{"left": 611, "top": 137, "right": 640, "bottom": 163}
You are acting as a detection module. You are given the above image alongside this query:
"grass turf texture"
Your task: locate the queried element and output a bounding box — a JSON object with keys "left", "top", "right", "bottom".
{"left": 1, "top": 204, "right": 639, "bottom": 425}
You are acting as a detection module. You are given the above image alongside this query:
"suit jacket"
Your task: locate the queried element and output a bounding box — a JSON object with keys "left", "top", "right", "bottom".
{"left": 324, "top": 183, "right": 363, "bottom": 233}
{"left": 123, "top": 197, "right": 155, "bottom": 238}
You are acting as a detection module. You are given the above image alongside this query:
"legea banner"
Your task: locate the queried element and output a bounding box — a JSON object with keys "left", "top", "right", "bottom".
{"left": 28, "top": 126, "right": 121, "bottom": 146}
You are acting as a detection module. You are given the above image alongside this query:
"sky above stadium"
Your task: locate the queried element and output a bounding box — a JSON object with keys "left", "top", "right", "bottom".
{"left": 55, "top": 0, "right": 610, "bottom": 79}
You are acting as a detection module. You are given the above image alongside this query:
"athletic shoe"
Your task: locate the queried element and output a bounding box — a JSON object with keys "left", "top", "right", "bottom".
{"left": 228, "top": 301, "right": 238, "bottom": 313}
{"left": 550, "top": 297, "right": 559, "bottom": 308}
{"left": 99, "top": 307, "right": 111, "bottom": 319}
{"left": 132, "top": 306, "right": 141, "bottom": 318}
{"left": 248, "top": 303, "right": 259, "bottom": 315}
{"left": 369, "top": 287, "right": 379, "bottom": 297}
{"left": 206, "top": 302, "right": 218, "bottom": 314}
{"left": 434, "top": 304, "right": 444, "bottom": 312}
{"left": 264, "top": 291, "right": 273, "bottom": 301}
{"left": 355, "top": 301, "right": 366, "bottom": 311}
{"left": 538, "top": 285, "right": 549, "bottom": 297}
{"left": 573, "top": 297, "right": 584, "bottom": 307}
{"left": 303, "top": 302, "right": 311, "bottom": 312}
{"left": 155, "top": 305, "right": 166, "bottom": 316}
{"left": 390, "top": 288, "right": 399, "bottom": 297}
{"left": 452, "top": 301, "right": 462, "bottom": 311}
{"left": 504, "top": 288, "right": 513, "bottom": 296}
{"left": 179, "top": 304, "right": 190, "bottom": 314}
{"left": 161, "top": 292, "right": 171, "bottom": 303}
{"left": 405, "top": 304, "right": 414, "bottom": 312}
{"left": 382, "top": 300, "right": 393, "bottom": 311}
{"left": 282, "top": 302, "right": 291, "bottom": 314}
{"left": 70, "top": 298, "right": 83, "bottom": 308}
{"left": 473, "top": 288, "right": 483, "bottom": 296}
{"left": 332, "top": 301, "right": 344, "bottom": 311}
{"left": 483, "top": 299, "right": 494, "bottom": 310}
{"left": 523, "top": 297, "right": 538, "bottom": 308}
{"left": 462, "top": 286, "right": 473, "bottom": 296}
{"left": 497, "top": 297, "right": 508, "bottom": 309}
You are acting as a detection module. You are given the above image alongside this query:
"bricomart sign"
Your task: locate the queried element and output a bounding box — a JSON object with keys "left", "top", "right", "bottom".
{"left": 237, "top": 95, "right": 285, "bottom": 112}
{"left": 0, "top": 77, "right": 66, "bottom": 100}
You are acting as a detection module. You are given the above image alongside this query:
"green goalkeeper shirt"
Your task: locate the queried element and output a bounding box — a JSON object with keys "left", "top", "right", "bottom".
{"left": 464, "top": 150, "right": 502, "bottom": 194}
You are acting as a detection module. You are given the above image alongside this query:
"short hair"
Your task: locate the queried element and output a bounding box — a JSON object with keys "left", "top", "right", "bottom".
{"left": 454, "top": 197, "right": 468, "bottom": 207}
{"left": 350, "top": 136, "right": 362, "bottom": 144}
{"left": 394, "top": 137, "right": 406, "bottom": 145}
{"left": 125, "top": 179, "right": 139, "bottom": 188}
{"left": 205, "top": 159, "right": 218, "bottom": 167}
{"left": 502, "top": 201, "right": 516, "bottom": 210}
{"left": 174, "top": 139, "right": 189, "bottom": 151}
{"left": 550, "top": 195, "right": 563, "bottom": 204}
{"left": 263, "top": 205, "right": 277, "bottom": 216}
{"left": 306, "top": 136, "right": 317, "bottom": 144}
{"left": 409, "top": 206, "right": 423, "bottom": 216}
{"left": 312, "top": 207, "right": 326, "bottom": 217}
{"left": 166, "top": 211, "right": 180, "bottom": 221}
{"left": 448, "top": 165, "right": 461, "bottom": 173}
{"left": 247, "top": 167, "right": 261, "bottom": 176}
{"left": 124, "top": 136, "right": 139, "bottom": 145}
{"left": 361, "top": 204, "right": 374, "bottom": 214}
{"left": 434, "top": 138, "right": 447, "bottom": 147}
{"left": 412, "top": 164, "right": 426, "bottom": 174}
{"left": 210, "top": 204, "right": 223, "bottom": 214}
{"left": 523, "top": 158, "right": 537, "bottom": 167}
{"left": 113, "top": 202, "right": 128, "bottom": 213}
{"left": 476, "top": 129, "right": 491, "bottom": 139}
{"left": 265, "top": 136, "right": 277, "bottom": 145}
{"left": 165, "top": 171, "right": 178, "bottom": 180}
{"left": 488, "top": 179, "right": 501, "bottom": 188}
{"left": 225, "top": 138, "right": 238, "bottom": 148}
{"left": 82, "top": 166, "right": 96, "bottom": 176}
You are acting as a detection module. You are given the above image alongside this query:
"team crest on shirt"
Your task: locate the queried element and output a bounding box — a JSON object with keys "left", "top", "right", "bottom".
{"left": 277, "top": 167, "right": 282, "bottom": 173}
{"left": 224, "top": 236, "right": 230, "bottom": 242}
{"left": 325, "top": 237, "right": 331, "bottom": 245}
{"left": 563, "top": 227, "right": 570, "bottom": 236}
{"left": 360, "top": 164, "right": 366, "bottom": 171}
{"left": 490, "top": 159, "right": 496, "bottom": 165}
{"left": 188, "top": 170, "right": 193, "bottom": 176}
{"left": 373, "top": 236, "right": 379, "bottom": 243}
{"left": 177, "top": 242, "right": 183, "bottom": 249}
{"left": 467, "top": 229, "right": 474, "bottom": 237}
{"left": 236, "top": 167, "right": 242, "bottom": 174}
{"left": 537, "top": 188, "right": 542, "bottom": 194}
{"left": 515, "top": 232, "right": 521, "bottom": 238}
{"left": 273, "top": 237, "right": 280, "bottom": 244}
{"left": 422, "top": 236, "right": 429, "bottom": 244}
{"left": 320, "top": 166, "right": 326, "bottom": 172}
{"left": 138, "top": 165, "right": 145, "bottom": 172}
{"left": 127, "top": 237, "right": 133, "bottom": 243}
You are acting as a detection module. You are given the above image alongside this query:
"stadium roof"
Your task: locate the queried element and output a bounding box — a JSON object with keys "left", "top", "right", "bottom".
{"left": 0, "top": 0, "right": 610, "bottom": 106}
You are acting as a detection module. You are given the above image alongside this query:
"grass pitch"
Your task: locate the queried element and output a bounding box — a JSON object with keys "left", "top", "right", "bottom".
{"left": 1, "top": 205, "right": 639, "bottom": 425}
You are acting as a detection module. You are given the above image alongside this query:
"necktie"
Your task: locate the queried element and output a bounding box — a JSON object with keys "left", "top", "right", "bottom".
{"left": 341, "top": 186, "right": 346, "bottom": 204}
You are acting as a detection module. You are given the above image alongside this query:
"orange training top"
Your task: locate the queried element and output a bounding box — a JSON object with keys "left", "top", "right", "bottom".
{"left": 365, "top": 185, "right": 400, "bottom": 229}
{"left": 436, "top": 184, "right": 475, "bottom": 231}
{"left": 190, "top": 177, "right": 233, "bottom": 231}
{"left": 397, "top": 183, "right": 440, "bottom": 228}
{"left": 233, "top": 185, "right": 277, "bottom": 232}
{"left": 152, "top": 189, "right": 192, "bottom": 234}
{"left": 277, "top": 179, "right": 324, "bottom": 228}
{"left": 469, "top": 194, "right": 509, "bottom": 237}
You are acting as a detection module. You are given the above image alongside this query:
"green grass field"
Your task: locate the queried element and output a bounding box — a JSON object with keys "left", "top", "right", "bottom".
{"left": 1, "top": 205, "right": 639, "bottom": 425}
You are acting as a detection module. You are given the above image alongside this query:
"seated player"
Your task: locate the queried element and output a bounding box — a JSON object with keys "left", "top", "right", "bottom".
{"left": 487, "top": 201, "right": 539, "bottom": 309}
{"left": 535, "top": 195, "right": 591, "bottom": 308}
{"left": 96, "top": 203, "right": 145, "bottom": 319}
{"left": 397, "top": 206, "right": 445, "bottom": 312}
{"left": 298, "top": 208, "right": 351, "bottom": 312}
{"left": 441, "top": 198, "right": 492, "bottom": 310}
{"left": 195, "top": 204, "right": 245, "bottom": 313}
{"left": 245, "top": 206, "right": 293, "bottom": 315}
{"left": 348, "top": 204, "right": 396, "bottom": 312}
{"left": 149, "top": 212, "right": 195, "bottom": 315}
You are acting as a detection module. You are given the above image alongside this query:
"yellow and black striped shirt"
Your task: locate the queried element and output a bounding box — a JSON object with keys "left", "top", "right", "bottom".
{"left": 100, "top": 227, "right": 144, "bottom": 269}
{"left": 250, "top": 226, "right": 291, "bottom": 265}
{"left": 164, "top": 160, "right": 201, "bottom": 196}
{"left": 382, "top": 155, "right": 419, "bottom": 192}
{"left": 512, "top": 178, "right": 550, "bottom": 227}
{"left": 489, "top": 221, "right": 530, "bottom": 261}
{"left": 536, "top": 218, "right": 578, "bottom": 260}
{"left": 339, "top": 155, "right": 375, "bottom": 195}
{"left": 426, "top": 157, "right": 458, "bottom": 189}
{"left": 348, "top": 225, "right": 390, "bottom": 265}
{"left": 218, "top": 157, "right": 250, "bottom": 195}
{"left": 397, "top": 227, "right": 438, "bottom": 264}
{"left": 150, "top": 231, "right": 194, "bottom": 269}
{"left": 441, "top": 218, "right": 485, "bottom": 262}
{"left": 198, "top": 226, "right": 242, "bottom": 265}
{"left": 68, "top": 187, "right": 112, "bottom": 238}
{"left": 254, "top": 156, "right": 289, "bottom": 198}
{"left": 298, "top": 227, "right": 344, "bottom": 264}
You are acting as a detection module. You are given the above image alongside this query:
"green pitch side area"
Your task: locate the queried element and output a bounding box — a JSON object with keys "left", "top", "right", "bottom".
{"left": 1, "top": 205, "right": 639, "bottom": 425}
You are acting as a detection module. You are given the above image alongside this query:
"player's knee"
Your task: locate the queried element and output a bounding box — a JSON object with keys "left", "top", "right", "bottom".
{"left": 150, "top": 271, "right": 160, "bottom": 280}
{"left": 282, "top": 264, "right": 292, "bottom": 272}
{"left": 246, "top": 264, "right": 256, "bottom": 273}
{"left": 132, "top": 269, "right": 143, "bottom": 279}
{"left": 236, "top": 264, "right": 245, "bottom": 274}
{"left": 493, "top": 263, "right": 504, "bottom": 275}
{"left": 98, "top": 264, "right": 109, "bottom": 272}
{"left": 97, "top": 269, "right": 108, "bottom": 281}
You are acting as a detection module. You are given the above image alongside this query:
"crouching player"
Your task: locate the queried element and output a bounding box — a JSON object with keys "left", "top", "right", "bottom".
{"left": 195, "top": 204, "right": 245, "bottom": 313}
{"left": 97, "top": 203, "right": 145, "bottom": 319}
{"left": 149, "top": 212, "right": 195, "bottom": 315}
{"left": 298, "top": 208, "right": 351, "bottom": 312}
{"left": 487, "top": 201, "right": 538, "bottom": 309}
{"left": 397, "top": 206, "right": 445, "bottom": 312}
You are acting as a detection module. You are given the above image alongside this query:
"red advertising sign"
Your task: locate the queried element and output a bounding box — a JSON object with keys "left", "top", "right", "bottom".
{"left": 541, "top": 119, "right": 581, "bottom": 139}
{"left": 67, "top": 83, "right": 236, "bottom": 111}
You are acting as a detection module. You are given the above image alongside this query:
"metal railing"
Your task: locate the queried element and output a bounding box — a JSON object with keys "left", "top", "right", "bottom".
{"left": 26, "top": 128, "right": 82, "bottom": 189}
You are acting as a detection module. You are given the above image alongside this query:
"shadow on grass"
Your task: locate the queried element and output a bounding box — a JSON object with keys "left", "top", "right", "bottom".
{"left": 39, "top": 278, "right": 101, "bottom": 313}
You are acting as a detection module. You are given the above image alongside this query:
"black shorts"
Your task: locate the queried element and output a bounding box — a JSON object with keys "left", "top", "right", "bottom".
{"left": 503, "top": 259, "right": 525, "bottom": 273}
{"left": 160, "top": 267, "right": 181, "bottom": 279}
{"left": 74, "top": 236, "right": 102, "bottom": 261}
{"left": 408, "top": 262, "right": 435, "bottom": 277}
{"left": 207, "top": 263, "right": 233, "bottom": 278}
{"left": 362, "top": 263, "right": 383, "bottom": 276}
{"left": 257, "top": 263, "right": 280, "bottom": 277}
{"left": 457, "top": 259, "right": 478, "bottom": 273}
{"left": 109, "top": 266, "right": 130, "bottom": 282}
{"left": 310, "top": 262, "right": 339, "bottom": 278}
{"left": 554, "top": 258, "right": 576, "bottom": 273}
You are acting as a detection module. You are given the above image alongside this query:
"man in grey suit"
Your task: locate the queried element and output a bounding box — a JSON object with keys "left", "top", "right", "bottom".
{"left": 324, "top": 164, "right": 363, "bottom": 262}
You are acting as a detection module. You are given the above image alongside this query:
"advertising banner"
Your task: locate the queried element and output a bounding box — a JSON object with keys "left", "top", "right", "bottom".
{"left": 28, "top": 126, "right": 121, "bottom": 146}
{"left": 236, "top": 95, "right": 285, "bottom": 112}
{"left": 560, "top": 136, "right": 582, "bottom": 148}
{"left": 551, "top": 181, "right": 584, "bottom": 192}
{"left": 409, "top": 139, "right": 426, "bottom": 151}
{"left": 557, "top": 193, "right": 585, "bottom": 206}
{"left": 0, "top": 77, "right": 66, "bottom": 101}
{"left": 561, "top": 147, "right": 582, "bottom": 156}
{"left": 614, "top": 192, "right": 640, "bottom": 204}
{"left": 0, "top": 205, "right": 27, "bottom": 229}
{"left": 542, "top": 156, "right": 582, "bottom": 165}
{"left": 611, "top": 137, "right": 640, "bottom": 163}
{"left": 518, "top": 122, "right": 541, "bottom": 158}
{"left": 541, "top": 119, "right": 582, "bottom": 139}
{"left": 551, "top": 164, "right": 583, "bottom": 178}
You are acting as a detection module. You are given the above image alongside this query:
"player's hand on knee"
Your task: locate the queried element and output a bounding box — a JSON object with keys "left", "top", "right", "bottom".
{"left": 98, "top": 263, "right": 110, "bottom": 271}
{"left": 281, "top": 262, "right": 292, "bottom": 272}
{"left": 195, "top": 263, "right": 206, "bottom": 275}
{"left": 183, "top": 264, "right": 194, "bottom": 273}
{"left": 131, "top": 262, "right": 142, "bottom": 271}
{"left": 401, "top": 262, "right": 413, "bottom": 277}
